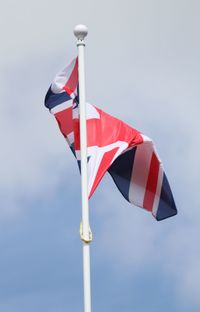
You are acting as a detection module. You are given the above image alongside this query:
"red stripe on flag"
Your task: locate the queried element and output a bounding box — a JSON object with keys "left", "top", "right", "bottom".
{"left": 63, "top": 58, "right": 78, "bottom": 95}
{"left": 89, "top": 147, "right": 119, "bottom": 198}
{"left": 73, "top": 109, "right": 143, "bottom": 150}
{"left": 55, "top": 108, "right": 73, "bottom": 138}
{"left": 143, "top": 152, "right": 160, "bottom": 211}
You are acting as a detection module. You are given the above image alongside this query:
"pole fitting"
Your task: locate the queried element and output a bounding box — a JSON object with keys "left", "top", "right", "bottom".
{"left": 74, "top": 24, "right": 88, "bottom": 40}
{"left": 80, "top": 222, "right": 93, "bottom": 243}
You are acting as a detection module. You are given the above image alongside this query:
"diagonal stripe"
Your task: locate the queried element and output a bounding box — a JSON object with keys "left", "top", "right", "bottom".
{"left": 63, "top": 58, "right": 78, "bottom": 95}
{"left": 88, "top": 147, "right": 119, "bottom": 198}
{"left": 51, "top": 100, "right": 72, "bottom": 114}
{"left": 54, "top": 107, "right": 73, "bottom": 138}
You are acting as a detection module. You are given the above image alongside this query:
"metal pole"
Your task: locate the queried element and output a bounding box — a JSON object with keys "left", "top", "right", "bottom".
{"left": 74, "top": 24, "right": 92, "bottom": 312}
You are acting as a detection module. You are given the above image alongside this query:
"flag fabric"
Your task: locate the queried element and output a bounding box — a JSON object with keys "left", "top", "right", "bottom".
{"left": 45, "top": 58, "right": 177, "bottom": 221}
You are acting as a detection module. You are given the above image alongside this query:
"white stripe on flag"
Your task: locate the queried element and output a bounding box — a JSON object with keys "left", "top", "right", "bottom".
{"left": 51, "top": 58, "right": 77, "bottom": 93}
{"left": 67, "top": 132, "right": 74, "bottom": 145}
{"left": 51, "top": 100, "right": 72, "bottom": 114}
{"left": 87, "top": 141, "right": 128, "bottom": 196}
{"left": 152, "top": 166, "right": 164, "bottom": 218}
{"left": 129, "top": 142, "right": 153, "bottom": 207}
{"left": 72, "top": 103, "right": 100, "bottom": 120}
{"left": 73, "top": 106, "right": 79, "bottom": 119}
{"left": 75, "top": 141, "right": 128, "bottom": 196}
{"left": 86, "top": 103, "right": 100, "bottom": 120}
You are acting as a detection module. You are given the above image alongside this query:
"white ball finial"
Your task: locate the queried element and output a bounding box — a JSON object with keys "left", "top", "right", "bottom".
{"left": 74, "top": 24, "right": 88, "bottom": 40}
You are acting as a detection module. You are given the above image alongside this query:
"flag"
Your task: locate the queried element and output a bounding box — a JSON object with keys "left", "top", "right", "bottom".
{"left": 45, "top": 58, "right": 177, "bottom": 221}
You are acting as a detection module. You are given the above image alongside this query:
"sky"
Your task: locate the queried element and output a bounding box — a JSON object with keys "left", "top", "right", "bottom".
{"left": 0, "top": 0, "right": 200, "bottom": 311}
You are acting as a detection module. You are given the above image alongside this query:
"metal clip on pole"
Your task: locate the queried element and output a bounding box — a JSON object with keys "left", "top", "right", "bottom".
{"left": 80, "top": 221, "right": 93, "bottom": 243}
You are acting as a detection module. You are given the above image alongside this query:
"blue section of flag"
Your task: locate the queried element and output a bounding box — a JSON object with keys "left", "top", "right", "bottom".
{"left": 156, "top": 173, "right": 177, "bottom": 221}
{"left": 108, "top": 147, "right": 137, "bottom": 202}
{"left": 45, "top": 87, "right": 71, "bottom": 110}
{"left": 70, "top": 144, "right": 75, "bottom": 156}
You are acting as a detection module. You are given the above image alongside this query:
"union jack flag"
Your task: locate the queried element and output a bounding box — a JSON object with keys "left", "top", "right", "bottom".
{"left": 45, "top": 58, "right": 177, "bottom": 221}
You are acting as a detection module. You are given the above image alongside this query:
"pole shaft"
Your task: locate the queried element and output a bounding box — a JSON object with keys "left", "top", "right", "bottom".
{"left": 76, "top": 33, "right": 92, "bottom": 312}
{"left": 78, "top": 43, "right": 90, "bottom": 241}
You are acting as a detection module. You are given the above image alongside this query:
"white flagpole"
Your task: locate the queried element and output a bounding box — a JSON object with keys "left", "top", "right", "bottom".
{"left": 74, "top": 25, "right": 92, "bottom": 312}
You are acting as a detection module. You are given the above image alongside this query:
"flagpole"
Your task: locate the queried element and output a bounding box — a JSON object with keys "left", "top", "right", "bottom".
{"left": 74, "top": 25, "right": 92, "bottom": 312}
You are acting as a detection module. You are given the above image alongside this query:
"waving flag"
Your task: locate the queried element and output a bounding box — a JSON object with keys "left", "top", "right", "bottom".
{"left": 45, "top": 58, "right": 177, "bottom": 221}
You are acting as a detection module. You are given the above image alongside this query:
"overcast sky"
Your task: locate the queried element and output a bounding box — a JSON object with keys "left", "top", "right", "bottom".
{"left": 1, "top": 0, "right": 200, "bottom": 311}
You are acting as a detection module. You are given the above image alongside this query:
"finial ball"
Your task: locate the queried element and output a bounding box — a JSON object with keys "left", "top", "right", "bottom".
{"left": 74, "top": 24, "right": 88, "bottom": 40}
